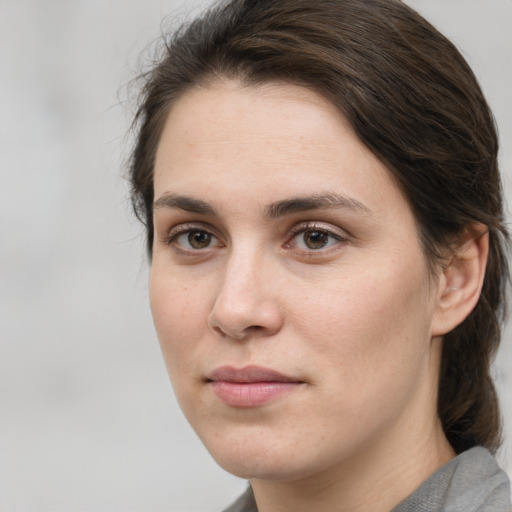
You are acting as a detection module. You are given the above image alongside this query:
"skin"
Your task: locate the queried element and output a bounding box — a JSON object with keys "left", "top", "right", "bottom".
{"left": 149, "top": 81, "right": 486, "bottom": 512}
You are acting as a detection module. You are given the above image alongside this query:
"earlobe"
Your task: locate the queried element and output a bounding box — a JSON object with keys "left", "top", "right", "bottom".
{"left": 431, "top": 225, "right": 489, "bottom": 337}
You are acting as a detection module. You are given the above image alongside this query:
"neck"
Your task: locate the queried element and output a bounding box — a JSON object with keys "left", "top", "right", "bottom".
{"left": 251, "top": 423, "right": 454, "bottom": 512}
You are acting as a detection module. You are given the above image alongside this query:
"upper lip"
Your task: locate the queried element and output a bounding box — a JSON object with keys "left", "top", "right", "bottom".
{"left": 206, "top": 365, "right": 302, "bottom": 383}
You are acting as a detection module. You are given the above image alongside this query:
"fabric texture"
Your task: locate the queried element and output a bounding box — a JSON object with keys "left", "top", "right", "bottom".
{"left": 222, "top": 447, "right": 511, "bottom": 512}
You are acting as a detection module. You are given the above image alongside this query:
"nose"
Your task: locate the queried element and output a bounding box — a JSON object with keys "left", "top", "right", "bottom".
{"left": 207, "top": 249, "right": 284, "bottom": 340}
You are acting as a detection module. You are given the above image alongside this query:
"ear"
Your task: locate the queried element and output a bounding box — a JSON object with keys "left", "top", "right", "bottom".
{"left": 431, "top": 224, "right": 489, "bottom": 337}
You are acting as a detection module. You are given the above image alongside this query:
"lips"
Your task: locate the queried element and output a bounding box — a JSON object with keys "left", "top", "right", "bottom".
{"left": 206, "top": 365, "right": 304, "bottom": 407}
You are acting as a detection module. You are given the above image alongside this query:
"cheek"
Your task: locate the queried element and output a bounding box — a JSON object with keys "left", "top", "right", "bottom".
{"left": 292, "top": 260, "right": 435, "bottom": 385}
{"left": 285, "top": 268, "right": 436, "bottom": 452}
{"left": 149, "top": 268, "right": 210, "bottom": 373}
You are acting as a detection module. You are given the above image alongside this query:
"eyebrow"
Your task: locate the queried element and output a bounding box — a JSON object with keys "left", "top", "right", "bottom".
{"left": 265, "top": 193, "right": 373, "bottom": 219}
{"left": 153, "top": 192, "right": 372, "bottom": 218}
{"left": 153, "top": 193, "right": 218, "bottom": 216}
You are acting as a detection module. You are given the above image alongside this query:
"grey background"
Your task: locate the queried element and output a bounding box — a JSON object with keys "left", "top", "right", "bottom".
{"left": 0, "top": 1, "right": 510, "bottom": 511}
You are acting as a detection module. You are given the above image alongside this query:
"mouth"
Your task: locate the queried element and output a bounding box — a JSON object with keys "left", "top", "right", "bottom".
{"left": 205, "top": 365, "right": 305, "bottom": 407}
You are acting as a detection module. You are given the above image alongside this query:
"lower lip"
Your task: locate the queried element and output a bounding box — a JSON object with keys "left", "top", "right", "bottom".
{"left": 209, "top": 381, "right": 302, "bottom": 407}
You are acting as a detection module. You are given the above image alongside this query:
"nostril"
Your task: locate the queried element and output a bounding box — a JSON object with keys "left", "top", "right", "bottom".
{"left": 211, "top": 325, "right": 226, "bottom": 337}
{"left": 210, "top": 322, "right": 267, "bottom": 340}
{"left": 246, "top": 325, "right": 265, "bottom": 333}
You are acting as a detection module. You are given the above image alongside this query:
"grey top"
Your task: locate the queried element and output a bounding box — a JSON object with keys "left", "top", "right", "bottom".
{"left": 222, "top": 447, "right": 511, "bottom": 512}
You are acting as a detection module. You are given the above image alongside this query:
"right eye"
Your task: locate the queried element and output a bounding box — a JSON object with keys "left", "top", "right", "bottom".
{"left": 164, "top": 225, "right": 223, "bottom": 253}
{"left": 176, "top": 229, "right": 219, "bottom": 250}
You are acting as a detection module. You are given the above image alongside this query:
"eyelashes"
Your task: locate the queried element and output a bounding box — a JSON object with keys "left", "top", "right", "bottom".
{"left": 161, "top": 221, "right": 350, "bottom": 257}
{"left": 285, "top": 223, "right": 349, "bottom": 251}
{"left": 174, "top": 229, "right": 222, "bottom": 250}
{"left": 161, "top": 222, "right": 223, "bottom": 253}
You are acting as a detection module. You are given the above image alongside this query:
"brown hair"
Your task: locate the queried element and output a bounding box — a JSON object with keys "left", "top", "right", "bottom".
{"left": 129, "top": 0, "right": 509, "bottom": 453}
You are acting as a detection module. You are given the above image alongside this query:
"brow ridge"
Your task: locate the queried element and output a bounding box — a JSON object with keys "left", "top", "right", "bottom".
{"left": 265, "top": 193, "right": 372, "bottom": 218}
{"left": 153, "top": 192, "right": 372, "bottom": 219}
{"left": 153, "top": 193, "right": 217, "bottom": 216}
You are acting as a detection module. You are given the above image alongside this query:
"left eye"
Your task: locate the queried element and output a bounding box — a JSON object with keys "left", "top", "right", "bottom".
{"left": 288, "top": 228, "right": 343, "bottom": 251}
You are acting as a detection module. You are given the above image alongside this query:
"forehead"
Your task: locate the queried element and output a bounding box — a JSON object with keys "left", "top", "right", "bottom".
{"left": 154, "top": 81, "right": 397, "bottom": 197}
{"left": 157, "top": 81, "right": 351, "bottom": 163}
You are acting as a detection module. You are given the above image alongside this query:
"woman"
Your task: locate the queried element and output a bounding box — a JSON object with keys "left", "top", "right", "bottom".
{"left": 129, "top": 0, "right": 511, "bottom": 510}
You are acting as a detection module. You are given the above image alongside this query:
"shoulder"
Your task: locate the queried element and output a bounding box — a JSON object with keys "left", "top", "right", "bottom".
{"left": 393, "top": 447, "right": 511, "bottom": 512}
{"left": 222, "top": 486, "right": 257, "bottom": 512}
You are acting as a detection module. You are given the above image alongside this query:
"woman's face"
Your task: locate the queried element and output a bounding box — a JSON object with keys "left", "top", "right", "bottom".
{"left": 150, "top": 82, "right": 445, "bottom": 481}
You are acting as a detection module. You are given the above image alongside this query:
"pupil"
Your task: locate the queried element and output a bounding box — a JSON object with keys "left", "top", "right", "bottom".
{"left": 304, "top": 230, "right": 328, "bottom": 249}
{"left": 188, "top": 231, "right": 211, "bottom": 249}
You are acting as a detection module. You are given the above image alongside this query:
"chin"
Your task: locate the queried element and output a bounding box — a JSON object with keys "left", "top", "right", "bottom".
{"left": 196, "top": 425, "right": 344, "bottom": 482}
{"left": 213, "top": 452, "right": 309, "bottom": 482}
{"left": 194, "top": 425, "right": 294, "bottom": 480}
